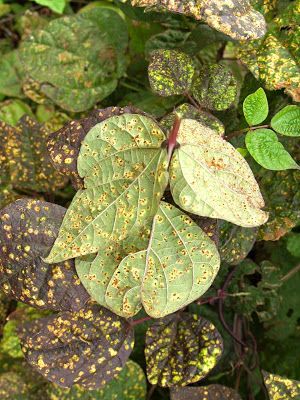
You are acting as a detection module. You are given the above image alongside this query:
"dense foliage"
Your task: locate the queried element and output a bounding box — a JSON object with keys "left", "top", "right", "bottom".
{"left": 0, "top": 1, "right": 299, "bottom": 399}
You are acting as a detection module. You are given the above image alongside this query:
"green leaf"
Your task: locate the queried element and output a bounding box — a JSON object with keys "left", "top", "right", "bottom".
{"left": 243, "top": 88, "right": 269, "bottom": 126}
{"left": 263, "top": 371, "right": 300, "bottom": 399}
{"left": 192, "top": 64, "right": 237, "bottom": 111}
{"left": 148, "top": 49, "right": 195, "bottom": 96}
{"left": 271, "top": 105, "right": 300, "bottom": 137}
{"left": 46, "top": 360, "right": 147, "bottom": 400}
{"left": 145, "top": 312, "right": 223, "bottom": 387}
{"left": 18, "top": 304, "right": 134, "bottom": 389}
{"left": 104, "top": 202, "right": 220, "bottom": 318}
{"left": 245, "top": 129, "right": 299, "bottom": 171}
{"left": 0, "top": 100, "right": 34, "bottom": 126}
{"left": 0, "top": 199, "right": 89, "bottom": 311}
{"left": 171, "top": 384, "right": 242, "bottom": 400}
{"left": 20, "top": 9, "right": 128, "bottom": 112}
{"left": 0, "top": 372, "right": 29, "bottom": 400}
{"left": 45, "top": 114, "right": 168, "bottom": 263}
{"left": 31, "top": 0, "right": 67, "bottom": 14}
{"left": 0, "top": 50, "right": 24, "bottom": 98}
{"left": 170, "top": 119, "right": 268, "bottom": 227}
{"left": 286, "top": 233, "right": 300, "bottom": 258}
{"left": 131, "top": 0, "right": 266, "bottom": 41}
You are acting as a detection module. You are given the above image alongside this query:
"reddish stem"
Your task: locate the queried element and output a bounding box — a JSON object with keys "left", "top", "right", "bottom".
{"left": 167, "top": 115, "right": 181, "bottom": 162}
{"left": 131, "top": 316, "right": 152, "bottom": 327}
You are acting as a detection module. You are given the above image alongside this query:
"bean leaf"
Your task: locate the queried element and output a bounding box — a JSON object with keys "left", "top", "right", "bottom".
{"left": 32, "top": 0, "right": 67, "bottom": 14}
{"left": 271, "top": 105, "right": 300, "bottom": 137}
{"left": 170, "top": 119, "right": 268, "bottom": 227}
{"left": 45, "top": 114, "right": 169, "bottom": 263}
{"left": 171, "top": 384, "right": 242, "bottom": 399}
{"left": 243, "top": 88, "right": 269, "bottom": 126}
{"left": 145, "top": 312, "right": 223, "bottom": 387}
{"left": 18, "top": 304, "right": 135, "bottom": 389}
{"left": 0, "top": 50, "right": 24, "bottom": 98}
{"left": 263, "top": 371, "right": 300, "bottom": 399}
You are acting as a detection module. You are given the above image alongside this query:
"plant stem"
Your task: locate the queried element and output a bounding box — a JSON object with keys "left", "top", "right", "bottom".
{"left": 226, "top": 124, "right": 270, "bottom": 140}
{"left": 131, "top": 316, "right": 152, "bottom": 326}
{"left": 281, "top": 264, "right": 300, "bottom": 282}
{"left": 167, "top": 115, "right": 181, "bottom": 162}
{"left": 185, "top": 92, "right": 202, "bottom": 110}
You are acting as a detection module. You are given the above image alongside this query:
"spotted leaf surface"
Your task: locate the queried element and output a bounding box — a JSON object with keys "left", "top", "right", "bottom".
{"left": 192, "top": 64, "right": 237, "bottom": 111}
{"left": 145, "top": 312, "right": 223, "bottom": 387}
{"left": 170, "top": 119, "right": 268, "bottom": 227}
{"left": 148, "top": 50, "right": 195, "bottom": 96}
{"left": 20, "top": 9, "right": 128, "bottom": 112}
{"left": 18, "top": 304, "right": 134, "bottom": 389}
{"left": 171, "top": 384, "right": 242, "bottom": 399}
{"left": 106, "top": 202, "right": 220, "bottom": 318}
{"left": 45, "top": 114, "right": 168, "bottom": 263}
{"left": 47, "top": 360, "right": 147, "bottom": 399}
{"left": 263, "top": 371, "right": 300, "bottom": 399}
{"left": 0, "top": 199, "right": 89, "bottom": 311}
{"left": 131, "top": 0, "right": 266, "bottom": 41}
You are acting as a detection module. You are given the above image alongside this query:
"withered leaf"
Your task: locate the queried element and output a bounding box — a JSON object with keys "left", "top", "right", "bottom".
{"left": 171, "top": 384, "right": 242, "bottom": 399}
{"left": 18, "top": 304, "right": 135, "bottom": 389}
{"left": 0, "top": 199, "right": 89, "bottom": 311}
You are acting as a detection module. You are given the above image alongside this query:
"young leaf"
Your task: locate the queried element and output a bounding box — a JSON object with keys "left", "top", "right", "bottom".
{"left": 105, "top": 202, "right": 220, "bottom": 318}
{"left": 192, "top": 64, "right": 237, "bottom": 111}
{"left": 243, "top": 88, "right": 269, "bottom": 126}
{"left": 31, "top": 0, "right": 67, "bottom": 14}
{"left": 170, "top": 119, "right": 268, "bottom": 227}
{"left": 171, "top": 384, "right": 242, "bottom": 400}
{"left": 271, "top": 105, "right": 300, "bottom": 137}
{"left": 45, "top": 114, "right": 168, "bottom": 263}
{"left": 145, "top": 312, "right": 223, "bottom": 387}
{"left": 0, "top": 100, "right": 34, "bottom": 126}
{"left": 148, "top": 49, "right": 195, "bottom": 96}
{"left": 18, "top": 304, "right": 134, "bottom": 389}
{"left": 0, "top": 199, "right": 89, "bottom": 311}
{"left": 245, "top": 129, "right": 299, "bottom": 171}
{"left": 263, "top": 371, "right": 300, "bottom": 399}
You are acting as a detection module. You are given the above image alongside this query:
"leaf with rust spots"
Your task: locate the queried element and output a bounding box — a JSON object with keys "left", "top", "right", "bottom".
{"left": 170, "top": 384, "right": 242, "bottom": 399}
{"left": 47, "top": 106, "right": 146, "bottom": 189}
{"left": 145, "top": 312, "right": 223, "bottom": 387}
{"left": 170, "top": 119, "right": 268, "bottom": 227}
{"left": 105, "top": 202, "right": 220, "bottom": 318}
{"left": 0, "top": 371, "right": 29, "bottom": 399}
{"left": 45, "top": 114, "right": 168, "bottom": 263}
{"left": 263, "top": 371, "right": 300, "bottom": 399}
{"left": 131, "top": 0, "right": 266, "bottom": 41}
{"left": 0, "top": 199, "right": 89, "bottom": 311}
{"left": 18, "top": 304, "right": 134, "bottom": 389}
{"left": 20, "top": 9, "right": 128, "bottom": 112}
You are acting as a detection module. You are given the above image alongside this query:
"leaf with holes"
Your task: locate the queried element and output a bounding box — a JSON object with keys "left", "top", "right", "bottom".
{"left": 169, "top": 119, "right": 268, "bottom": 227}
{"left": 18, "top": 304, "right": 134, "bottom": 389}
{"left": 243, "top": 88, "right": 269, "bottom": 126}
{"left": 271, "top": 105, "right": 300, "bottom": 137}
{"left": 170, "top": 384, "right": 242, "bottom": 400}
{"left": 145, "top": 312, "right": 223, "bottom": 387}
{"left": 263, "top": 371, "right": 300, "bottom": 399}
{"left": 104, "top": 202, "right": 220, "bottom": 318}
{"left": 45, "top": 114, "right": 169, "bottom": 263}
{"left": 0, "top": 199, "right": 89, "bottom": 311}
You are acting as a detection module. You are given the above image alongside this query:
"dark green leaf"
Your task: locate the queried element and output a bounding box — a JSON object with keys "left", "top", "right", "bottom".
{"left": 171, "top": 384, "right": 242, "bottom": 399}
{"left": 286, "top": 233, "right": 300, "bottom": 258}
{"left": 271, "top": 105, "right": 300, "bottom": 137}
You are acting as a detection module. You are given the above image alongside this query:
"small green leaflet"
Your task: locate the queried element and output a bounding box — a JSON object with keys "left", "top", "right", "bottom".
{"left": 245, "top": 129, "right": 299, "bottom": 171}
{"left": 31, "top": 0, "right": 67, "bottom": 13}
{"left": 104, "top": 202, "right": 220, "bottom": 318}
{"left": 243, "top": 88, "right": 269, "bottom": 126}
{"left": 45, "top": 114, "right": 168, "bottom": 263}
{"left": 170, "top": 119, "right": 268, "bottom": 227}
{"left": 263, "top": 371, "right": 300, "bottom": 399}
{"left": 271, "top": 105, "right": 300, "bottom": 137}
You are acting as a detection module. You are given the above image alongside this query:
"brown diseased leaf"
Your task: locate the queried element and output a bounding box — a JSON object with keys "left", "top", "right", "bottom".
{"left": 0, "top": 199, "right": 89, "bottom": 311}
{"left": 171, "top": 384, "right": 242, "bottom": 399}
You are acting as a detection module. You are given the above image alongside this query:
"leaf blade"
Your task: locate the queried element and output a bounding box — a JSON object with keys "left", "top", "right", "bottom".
{"left": 243, "top": 88, "right": 269, "bottom": 126}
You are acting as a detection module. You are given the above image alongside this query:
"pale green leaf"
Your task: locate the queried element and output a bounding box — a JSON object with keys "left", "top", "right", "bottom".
{"left": 105, "top": 202, "right": 220, "bottom": 318}
{"left": 243, "top": 88, "right": 269, "bottom": 126}
{"left": 31, "top": 0, "right": 67, "bottom": 14}
{"left": 45, "top": 114, "right": 168, "bottom": 263}
{"left": 245, "top": 129, "right": 299, "bottom": 171}
{"left": 271, "top": 105, "right": 300, "bottom": 137}
{"left": 170, "top": 119, "right": 268, "bottom": 227}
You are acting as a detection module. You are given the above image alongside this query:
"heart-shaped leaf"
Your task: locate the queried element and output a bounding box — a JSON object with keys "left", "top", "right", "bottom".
{"left": 243, "top": 88, "right": 269, "bottom": 126}
{"left": 18, "top": 304, "right": 134, "bottom": 389}
{"left": 171, "top": 384, "right": 242, "bottom": 399}
{"left": 105, "top": 202, "right": 220, "bottom": 318}
{"left": 263, "top": 371, "right": 300, "bottom": 399}
{"left": 245, "top": 129, "right": 299, "bottom": 171}
{"left": 271, "top": 105, "right": 300, "bottom": 137}
{"left": 45, "top": 114, "right": 169, "bottom": 263}
{"left": 170, "top": 119, "right": 268, "bottom": 227}
{"left": 0, "top": 199, "right": 89, "bottom": 311}
{"left": 145, "top": 312, "right": 223, "bottom": 387}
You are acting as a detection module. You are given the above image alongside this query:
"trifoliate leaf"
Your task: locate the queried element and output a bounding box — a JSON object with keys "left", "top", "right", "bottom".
{"left": 20, "top": 9, "right": 128, "bottom": 112}
{"left": 171, "top": 384, "right": 242, "bottom": 400}
{"left": 47, "top": 360, "right": 147, "bottom": 400}
{"left": 192, "top": 64, "right": 237, "bottom": 111}
{"left": 131, "top": 0, "right": 266, "bottom": 41}
{"left": 105, "top": 202, "right": 220, "bottom": 318}
{"left": 263, "top": 371, "right": 300, "bottom": 399}
{"left": 271, "top": 105, "right": 300, "bottom": 137}
{"left": 0, "top": 199, "right": 89, "bottom": 311}
{"left": 245, "top": 129, "right": 299, "bottom": 170}
{"left": 31, "top": 0, "right": 67, "bottom": 14}
{"left": 0, "top": 50, "right": 24, "bottom": 98}
{"left": 243, "top": 88, "right": 269, "bottom": 126}
{"left": 45, "top": 114, "right": 168, "bottom": 263}
{"left": 18, "top": 304, "right": 134, "bottom": 389}
{"left": 170, "top": 119, "right": 268, "bottom": 227}
{"left": 148, "top": 49, "right": 195, "bottom": 96}
{"left": 145, "top": 312, "right": 223, "bottom": 387}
